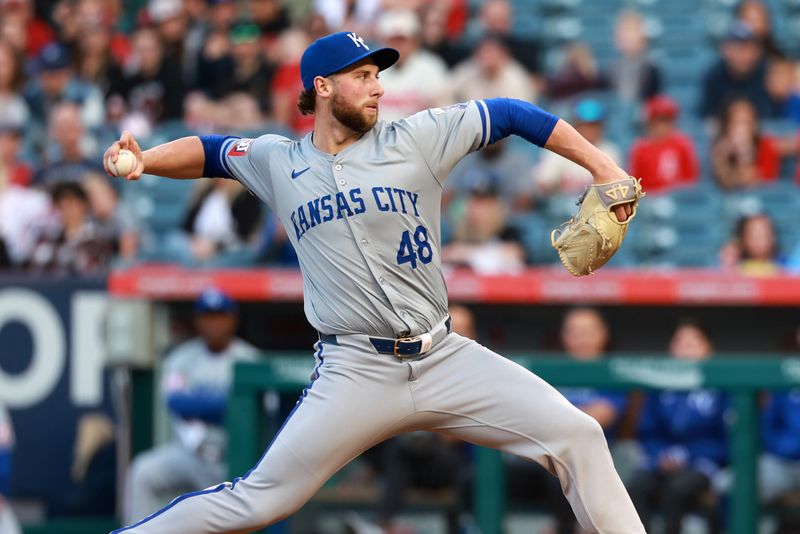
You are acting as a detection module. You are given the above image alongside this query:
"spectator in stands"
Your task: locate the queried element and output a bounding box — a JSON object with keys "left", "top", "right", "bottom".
{"left": 419, "top": 0, "right": 470, "bottom": 68}
{"left": 163, "top": 178, "right": 262, "bottom": 266}
{"left": 445, "top": 138, "right": 535, "bottom": 214}
{"left": 737, "top": 0, "right": 784, "bottom": 61}
{"left": 629, "top": 95, "right": 700, "bottom": 194}
{"left": 110, "top": 27, "right": 185, "bottom": 128}
{"left": 73, "top": 0, "right": 130, "bottom": 64}
{"left": 375, "top": 9, "right": 449, "bottom": 122}
{"left": 0, "top": 0, "right": 54, "bottom": 59}
{"left": 212, "top": 22, "right": 275, "bottom": 114}
{"left": 0, "top": 123, "right": 32, "bottom": 187}
{"left": 151, "top": 0, "right": 206, "bottom": 88}
{"left": 313, "top": 0, "right": 383, "bottom": 38}
{"left": 627, "top": 319, "right": 728, "bottom": 534}
{"left": 50, "top": 0, "right": 82, "bottom": 48}
{"left": 0, "top": 39, "right": 29, "bottom": 129}
{"left": 759, "top": 387, "right": 800, "bottom": 533}
{"left": 449, "top": 33, "right": 535, "bottom": 103}
{"left": 82, "top": 172, "right": 139, "bottom": 262}
{"left": 545, "top": 42, "right": 606, "bottom": 102}
{"left": 711, "top": 98, "right": 780, "bottom": 188}
{"left": 766, "top": 59, "right": 800, "bottom": 122}
{"left": 34, "top": 101, "right": 103, "bottom": 186}
{"left": 148, "top": 0, "right": 191, "bottom": 80}
{"left": 122, "top": 288, "right": 258, "bottom": 526}
{"left": 507, "top": 307, "right": 627, "bottom": 534}
{"left": 207, "top": 0, "right": 239, "bottom": 35}
{"left": 534, "top": 98, "right": 622, "bottom": 195}
{"left": 73, "top": 22, "right": 123, "bottom": 96}
{"left": 0, "top": 400, "right": 20, "bottom": 534}
{"left": 23, "top": 181, "right": 115, "bottom": 275}
{"left": 441, "top": 179, "right": 526, "bottom": 274}
{"left": 719, "top": 213, "right": 782, "bottom": 276}
{"left": 24, "top": 42, "right": 105, "bottom": 130}
{"left": 699, "top": 21, "right": 771, "bottom": 121}
{"left": 0, "top": 143, "right": 49, "bottom": 265}
{"left": 478, "top": 0, "right": 541, "bottom": 75}
{"left": 194, "top": 7, "right": 242, "bottom": 105}
{"left": 610, "top": 10, "right": 661, "bottom": 104}
{"left": 271, "top": 28, "right": 314, "bottom": 134}
{"left": 248, "top": 0, "right": 290, "bottom": 39}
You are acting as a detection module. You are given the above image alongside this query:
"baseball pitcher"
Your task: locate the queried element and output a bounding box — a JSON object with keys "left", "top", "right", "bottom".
{"left": 107, "top": 31, "right": 644, "bottom": 534}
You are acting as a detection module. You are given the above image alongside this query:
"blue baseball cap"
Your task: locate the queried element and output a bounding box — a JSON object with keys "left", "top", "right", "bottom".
{"left": 38, "top": 43, "right": 70, "bottom": 72}
{"left": 300, "top": 31, "right": 399, "bottom": 90}
{"left": 574, "top": 98, "right": 607, "bottom": 123}
{"left": 195, "top": 288, "right": 236, "bottom": 314}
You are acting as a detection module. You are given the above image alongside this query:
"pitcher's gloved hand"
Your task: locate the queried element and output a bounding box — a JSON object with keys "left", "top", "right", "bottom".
{"left": 551, "top": 177, "right": 644, "bottom": 276}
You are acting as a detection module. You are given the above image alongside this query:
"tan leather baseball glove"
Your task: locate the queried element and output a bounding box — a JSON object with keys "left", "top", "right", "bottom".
{"left": 550, "top": 177, "right": 644, "bottom": 276}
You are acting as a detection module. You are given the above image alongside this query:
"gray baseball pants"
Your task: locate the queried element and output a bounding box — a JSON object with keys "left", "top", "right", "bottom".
{"left": 113, "top": 332, "right": 645, "bottom": 534}
{"left": 123, "top": 443, "right": 227, "bottom": 526}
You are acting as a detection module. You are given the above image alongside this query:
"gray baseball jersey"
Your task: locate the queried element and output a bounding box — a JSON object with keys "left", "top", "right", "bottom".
{"left": 221, "top": 101, "right": 490, "bottom": 338}
{"left": 114, "top": 102, "right": 645, "bottom": 533}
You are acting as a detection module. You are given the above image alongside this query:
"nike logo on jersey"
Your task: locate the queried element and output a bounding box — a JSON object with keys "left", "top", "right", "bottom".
{"left": 291, "top": 167, "right": 311, "bottom": 179}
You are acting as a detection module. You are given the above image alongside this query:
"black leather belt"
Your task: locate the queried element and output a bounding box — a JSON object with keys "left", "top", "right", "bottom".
{"left": 318, "top": 317, "right": 451, "bottom": 357}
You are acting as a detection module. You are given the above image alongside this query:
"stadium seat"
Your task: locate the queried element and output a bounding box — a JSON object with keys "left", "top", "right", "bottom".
{"left": 637, "top": 184, "right": 722, "bottom": 225}
{"left": 508, "top": 212, "right": 558, "bottom": 265}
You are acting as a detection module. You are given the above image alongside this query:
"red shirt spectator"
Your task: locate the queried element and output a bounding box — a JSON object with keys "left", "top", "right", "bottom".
{"left": 272, "top": 61, "right": 314, "bottom": 135}
{"left": 757, "top": 135, "right": 780, "bottom": 180}
{"left": 630, "top": 134, "right": 700, "bottom": 193}
{"left": 712, "top": 97, "right": 780, "bottom": 188}
{"left": 629, "top": 96, "right": 699, "bottom": 193}
{"left": 1, "top": 0, "right": 55, "bottom": 58}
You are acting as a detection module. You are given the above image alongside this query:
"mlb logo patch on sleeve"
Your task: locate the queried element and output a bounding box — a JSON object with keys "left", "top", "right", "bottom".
{"left": 229, "top": 139, "right": 254, "bottom": 156}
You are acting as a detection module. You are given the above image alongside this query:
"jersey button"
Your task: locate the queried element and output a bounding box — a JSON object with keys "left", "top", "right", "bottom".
{"left": 379, "top": 277, "right": 385, "bottom": 284}
{"left": 338, "top": 179, "right": 346, "bottom": 186}
{"left": 334, "top": 164, "right": 343, "bottom": 171}
{"left": 361, "top": 239, "right": 368, "bottom": 246}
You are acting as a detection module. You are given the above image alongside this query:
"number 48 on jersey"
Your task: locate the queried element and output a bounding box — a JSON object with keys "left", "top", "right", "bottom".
{"left": 396, "top": 225, "right": 432, "bottom": 269}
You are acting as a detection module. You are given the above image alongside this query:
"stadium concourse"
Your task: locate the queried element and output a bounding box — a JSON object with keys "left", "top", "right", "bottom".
{"left": 2, "top": 0, "right": 800, "bottom": 533}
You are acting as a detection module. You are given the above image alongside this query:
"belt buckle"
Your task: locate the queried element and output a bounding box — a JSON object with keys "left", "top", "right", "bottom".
{"left": 393, "top": 336, "right": 418, "bottom": 358}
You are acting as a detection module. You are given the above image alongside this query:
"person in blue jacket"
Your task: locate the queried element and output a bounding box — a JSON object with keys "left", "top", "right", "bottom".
{"left": 760, "top": 388, "right": 800, "bottom": 502}
{"left": 626, "top": 318, "right": 728, "bottom": 534}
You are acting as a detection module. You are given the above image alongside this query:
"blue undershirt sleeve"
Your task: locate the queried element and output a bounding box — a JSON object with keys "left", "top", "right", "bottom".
{"left": 482, "top": 98, "right": 559, "bottom": 147}
{"left": 200, "top": 135, "right": 239, "bottom": 179}
{"left": 166, "top": 391, "right": 227, "bottom": 425}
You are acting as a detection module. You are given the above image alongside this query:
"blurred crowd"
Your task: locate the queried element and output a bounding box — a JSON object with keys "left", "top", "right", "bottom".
{"left": 1, "top": 0, "right": 800, "bottom": 275}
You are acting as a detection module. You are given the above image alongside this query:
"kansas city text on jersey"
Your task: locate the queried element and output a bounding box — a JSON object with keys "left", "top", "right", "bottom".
{"left": 290, "top": 186, "right": 421, "bottom": 241}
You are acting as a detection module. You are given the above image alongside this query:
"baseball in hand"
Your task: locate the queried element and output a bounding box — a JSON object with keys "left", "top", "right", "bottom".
{"left": 107, "top": 149, "right": 137, "bottom": 177}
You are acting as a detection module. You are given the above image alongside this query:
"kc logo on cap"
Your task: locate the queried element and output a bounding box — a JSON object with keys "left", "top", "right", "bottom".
{"left": 300, "top": 31, "right": 400, "bottom": 90}
{"left": 346, "top": 32, "right": 369, "bottom": 49}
